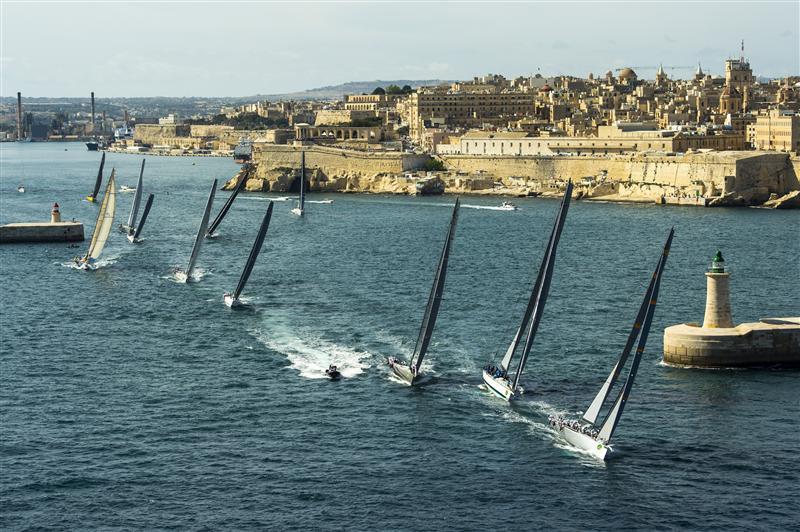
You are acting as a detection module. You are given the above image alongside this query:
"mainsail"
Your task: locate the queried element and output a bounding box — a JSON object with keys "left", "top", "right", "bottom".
{"left": 410, "top": 198, "right": 460, "bottom": 373}
{"left": 185, "top": 179, "right": 217, "bottom": 278}
{"left": 206, "top": 167, "right": 249, "bottom": 237}
{"left": 594, "top": 228, "right": 674, "bottom": 443}
{"left": 499, "top": 182, "right": 573, "bottom": 383}
{"left": 132, "top": 194, "right": 154, "bottom": 241}
{"left": 126, "top": 159, "right": 145, "bottom": 234}
{"left": 86, "top": 170, "right": 116, "bottom": 260}
{"left": 232, "top": 201, "right": 274, "bottom": 300}
{"left": 90, "top": 152, "right": 105, "bottom": 200}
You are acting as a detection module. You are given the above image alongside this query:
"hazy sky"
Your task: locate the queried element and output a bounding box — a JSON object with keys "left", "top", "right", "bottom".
{"left": 2, "top": 1, "right": 798, "bottom": 97}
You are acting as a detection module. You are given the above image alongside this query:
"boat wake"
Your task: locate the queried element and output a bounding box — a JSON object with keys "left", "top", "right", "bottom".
{"left": 305, "top": 199, "right": 334, "bottom": 205}
{"left": 61, "top": 256, "right": 118, "bottom": 270}
{"left": 461, "top": 204, "right": 517, "bottom": 211}
{"left": 165, "top": 267, "right": 209, "bottom": 283}
{"left": 252, "top": 328, "right": 371, "bottom": 379}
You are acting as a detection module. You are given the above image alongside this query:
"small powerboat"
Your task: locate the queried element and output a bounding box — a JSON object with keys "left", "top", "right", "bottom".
{"left": 17, "top": 184, "right": 25, "bottom": 193}
{"left": 120, "top": 185, "right": 136, "bottom": 193}
{"left": 499, "top": 201, "right": 517, "bottom": 211}
{"left": 325, "top": 365, "right": 341, "bottom": 380}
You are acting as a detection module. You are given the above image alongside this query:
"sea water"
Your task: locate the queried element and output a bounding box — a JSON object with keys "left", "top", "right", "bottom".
{"left": 1, "top": 142, "right": 798, "bottom": 530}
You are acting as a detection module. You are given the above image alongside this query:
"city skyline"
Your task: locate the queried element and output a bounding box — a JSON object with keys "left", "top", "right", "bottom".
{"left": 1, "top": 1, "right": 798, "bottom": 97}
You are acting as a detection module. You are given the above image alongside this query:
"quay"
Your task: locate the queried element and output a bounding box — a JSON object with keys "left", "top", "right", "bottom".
{"left": 0, "top": 204, "right": 84, "bottom": 244}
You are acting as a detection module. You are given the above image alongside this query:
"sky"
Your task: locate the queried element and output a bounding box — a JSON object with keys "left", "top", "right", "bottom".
{"left": 1, "top": 0, "right": 798, "bottom": 97}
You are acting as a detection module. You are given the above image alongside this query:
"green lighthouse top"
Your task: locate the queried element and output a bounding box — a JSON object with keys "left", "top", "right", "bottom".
{"left": 710, "top": 250, "right": 725, "bottom": 273}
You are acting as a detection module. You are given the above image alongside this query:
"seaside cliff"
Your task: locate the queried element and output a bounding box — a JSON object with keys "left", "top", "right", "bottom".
{"left": 223, "top": 144, "right": 800, "bottom": 208}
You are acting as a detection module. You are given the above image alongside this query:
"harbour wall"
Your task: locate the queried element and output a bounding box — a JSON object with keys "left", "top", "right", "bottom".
{"left": 245, "top": 144, "right": 799, "bottom": 206}
{"left": 0, "top": 222, "right": 84, "bottom": 243}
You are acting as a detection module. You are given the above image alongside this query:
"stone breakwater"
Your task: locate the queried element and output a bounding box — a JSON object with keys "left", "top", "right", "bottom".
{"left": 224, "top": 144, "right": 800, "bottom": 208}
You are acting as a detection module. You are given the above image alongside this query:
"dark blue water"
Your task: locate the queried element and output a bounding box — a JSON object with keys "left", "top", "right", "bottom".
{"left": 1, "top": 143, "right": 798, "bottom": 530}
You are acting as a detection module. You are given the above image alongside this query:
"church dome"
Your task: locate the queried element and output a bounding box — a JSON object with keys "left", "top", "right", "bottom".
{"left": 540, "top": 84, "right": 552, "bottom": 92}
{"left": 618, "top": 67, "right": 637, "bottom": 79}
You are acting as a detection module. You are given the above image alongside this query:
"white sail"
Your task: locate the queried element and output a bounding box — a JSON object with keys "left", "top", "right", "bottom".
{"left": 86, "top": 171, "right": 117, "bottom": 260}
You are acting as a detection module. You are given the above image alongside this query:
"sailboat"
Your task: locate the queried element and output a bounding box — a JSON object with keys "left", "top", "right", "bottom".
{"left": 74, "top": 170, "right": 117, "bottom": 270}
{"left": 119, "top": 160, "right": 154, "bottom": 242}
{"left": 87, "top": 152, "right": 105, "bottom": 202}
{"left": 224, "top": 202, "right": 274, "bottom": 308}
{"left": 482, "top": 181, "right": 573, "bottom": 401}
{"left": 291, "top": 151, "right": 306, "bottom": 216}
{"left": 549, "top": 228, "right": 674, "bottom": 460}
{"left": 206, "top": 167, "right": 248, "bottom": 238}
{"left": 175, "top": 179, "right": 217, "bottom": 282}
{"left": 387, "top": 198, "right": 460, "bottom": 385}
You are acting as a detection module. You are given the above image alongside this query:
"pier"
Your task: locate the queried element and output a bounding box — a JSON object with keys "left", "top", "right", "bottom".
{"left": 0, "top": 203, "right": 84, "bottom": 244}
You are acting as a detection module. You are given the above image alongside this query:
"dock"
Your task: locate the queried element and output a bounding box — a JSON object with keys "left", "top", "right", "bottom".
{"left": 0, "top": 203, "right": 84, "bottom": 244}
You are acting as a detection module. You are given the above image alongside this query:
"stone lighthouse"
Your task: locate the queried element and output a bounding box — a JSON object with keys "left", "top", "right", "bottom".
{"left": 663, "top": 251, "right": 800, "bottom": 367}
{"left": 702, "top": 251, "right": 733, "bottom": 328}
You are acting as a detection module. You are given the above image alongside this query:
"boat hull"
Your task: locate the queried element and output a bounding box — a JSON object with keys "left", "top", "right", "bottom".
{"left": 387, "top": 357, "right": 415, "bottom": 385}
{"left": 291, "top": 208, "right": 304, "bottom": 216}
{"left": 481, "top": 370, "right": 515, "bottom": 401}
{"left": 224, "top": 293, "right": 242, "bottom": 308}
{"left": 126, "top": 234, "right": 140, "bottom": 244}
{"left": 557, "top": 425, "right": 610, "bottom": 460}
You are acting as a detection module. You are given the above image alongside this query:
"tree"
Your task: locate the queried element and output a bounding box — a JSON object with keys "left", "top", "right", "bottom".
{"left": 401, "top": 85, "right": 413, "bottom": 94}
{"left": 385, "top": 84, "right": 403, "bottom": 95}
{"left": 371, "top": 87, "right": 386, "bottom": 95}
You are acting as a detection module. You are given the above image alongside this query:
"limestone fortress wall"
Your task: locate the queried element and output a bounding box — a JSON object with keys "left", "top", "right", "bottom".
{"left": 241, "top": 144, "right": 800, "bottom": 207}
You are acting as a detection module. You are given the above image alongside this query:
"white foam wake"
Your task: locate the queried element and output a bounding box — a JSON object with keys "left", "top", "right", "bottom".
{"left": 461, "top": 204, "right": 517, "bottom": 211}
{"left": 253, "top": 328, "right": 372, "bottom": 379}
{"left": 165, "top": 267, "right": 209, "bottom": 283}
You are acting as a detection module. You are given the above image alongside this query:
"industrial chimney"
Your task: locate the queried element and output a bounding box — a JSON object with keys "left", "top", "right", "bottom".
{"left": 90, "top": 91, "right": 96, "bottom": 135}
{"left": 16, "top": 92, "right": 23, "bottom": 140}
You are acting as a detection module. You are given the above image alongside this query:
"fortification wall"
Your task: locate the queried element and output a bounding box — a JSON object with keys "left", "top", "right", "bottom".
{"left": 252, "top": 144, "right": 431, "bottom": 176}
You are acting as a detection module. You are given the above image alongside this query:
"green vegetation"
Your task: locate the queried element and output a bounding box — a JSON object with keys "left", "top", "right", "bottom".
{"left": 371, "top": 85, "right": 414, "bottom": 96}
{"left": 350, "top": 116, "right": 383, "bottom": 127}
{"left": 423, "top": 158, "right": 446, "bottom": 171}
{"left": 185, "top": 112, "right": 288, "bottom": 129}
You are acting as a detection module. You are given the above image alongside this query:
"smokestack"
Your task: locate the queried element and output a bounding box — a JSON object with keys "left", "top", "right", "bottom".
{"left": 16, "top": 92, "right": 23, "bottom": 140}
{"left": 91, "top": 91, "right": 96, "bottom": 135}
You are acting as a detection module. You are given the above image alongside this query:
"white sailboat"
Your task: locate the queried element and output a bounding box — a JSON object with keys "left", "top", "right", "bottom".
{"left": 549, "top": 228, "right": 674, "bottom": 460}
{"left": 75, "top": 170, "right": 117, "bottom": 270}
{"left": 387, "top": 198, "right": 460, "bottom": 385}
{"left": 224, "top": 202, "right": 274, "bottom": 308}
{"left": 291, "top": 151, "right": 306, "bottom": 216}
{"left": 482, "top": 181, "right": 573, "bottom": 401}
{"left": 175, "top": 179, "right": 217, "bottom": 282}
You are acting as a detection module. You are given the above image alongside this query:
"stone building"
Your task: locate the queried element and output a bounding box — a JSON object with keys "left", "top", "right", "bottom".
{"left": 749, "top": 109, "right": 800, "bottom": 153}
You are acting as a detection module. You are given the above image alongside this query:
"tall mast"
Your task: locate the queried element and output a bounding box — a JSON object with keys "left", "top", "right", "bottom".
{"left": 132, "top": 194, "right": 154, "bottom": 241}
{"left": 207, "top": 166, "right": 249, "bottom": 237}
{"left": 597, "top": 228, "right": 674, "bottom": 443}
{"left": 582, "top": 231, "right": 671, "bottom": 424}
{"left": 499, "top": 189, "right": 566, "bottom": 372}
{"left": 91, "top": 152, "right": 106, "bottom": 200}
{"left": 126, "top": 159, "right": 145, "bottom": 234}
{"left": 186, "top": 179, "right": 217, "bottom": 278}
{"left": 410, "top": 198, "right": 460, "bottom": 373}
{"left": 233, "top": 202, "right": 274, "bottom": 300}
{"left": 510, "top": 181, "right": 572, "bottom": 391}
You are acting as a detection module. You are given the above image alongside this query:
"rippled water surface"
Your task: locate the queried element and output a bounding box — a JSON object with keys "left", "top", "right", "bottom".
{"left": 1, "top": 143, "right": 798, "bottom": 530}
